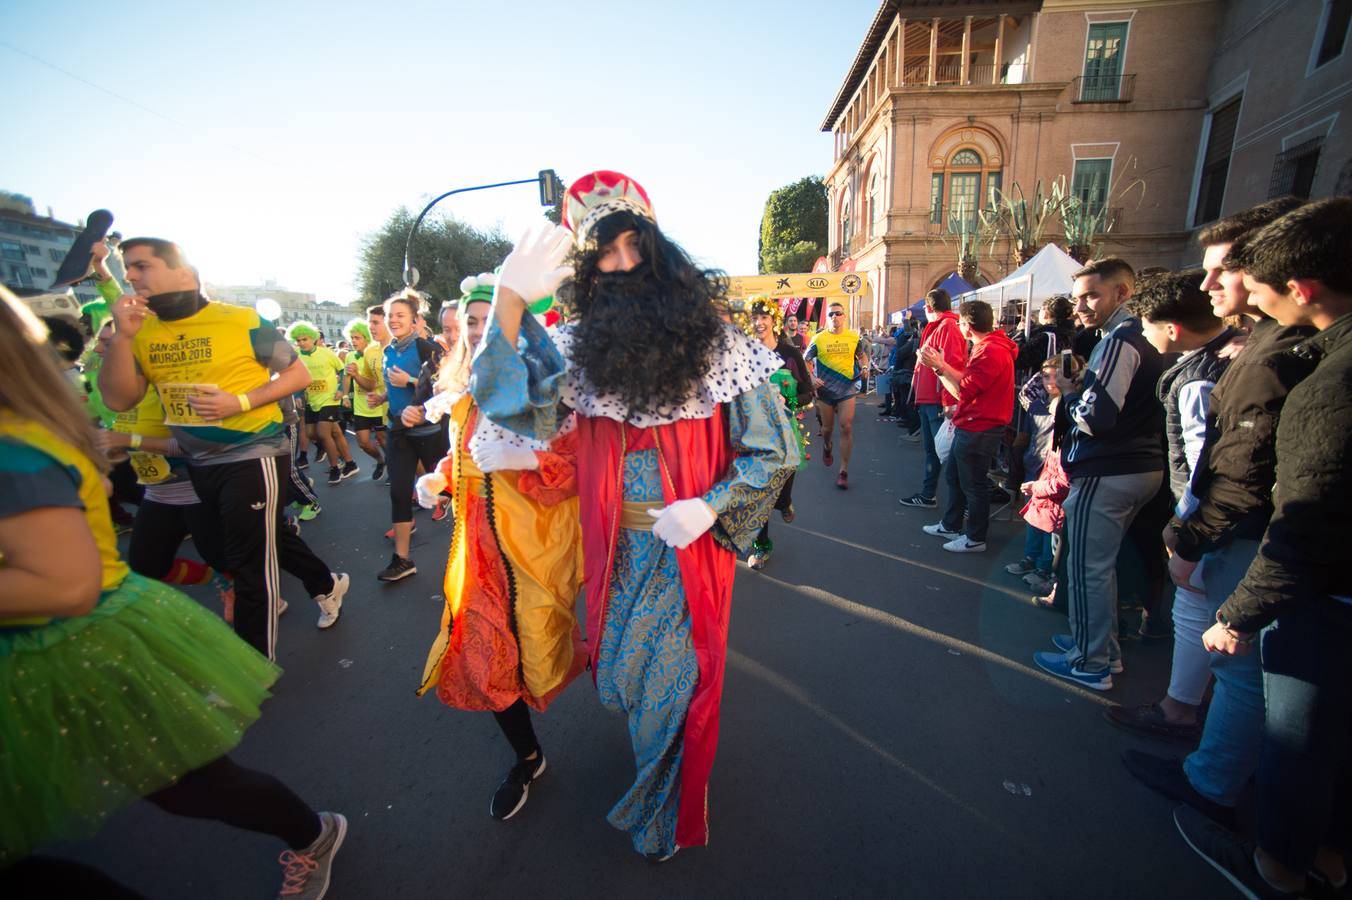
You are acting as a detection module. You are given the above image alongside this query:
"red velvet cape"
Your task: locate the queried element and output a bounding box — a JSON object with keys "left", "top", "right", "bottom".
{"left": 574, "top": 410, "right": 736, "bottom": 848}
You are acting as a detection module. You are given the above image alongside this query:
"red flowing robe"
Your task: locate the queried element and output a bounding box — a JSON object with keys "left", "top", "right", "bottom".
{"left": 575, "top": 410, "right": 735, "bottom": 849}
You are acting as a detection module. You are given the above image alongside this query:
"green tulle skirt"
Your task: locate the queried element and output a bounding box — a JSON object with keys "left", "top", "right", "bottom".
{"left": 0, "top": 572, "right": 280, "bottom": 867}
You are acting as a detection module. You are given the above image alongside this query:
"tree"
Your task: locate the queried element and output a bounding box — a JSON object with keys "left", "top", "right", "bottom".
{"left": 355, "top": 206, "right": 513, "bottom": 314}
{"left": 758, "top": 176, "right": 828, "bottom": 274}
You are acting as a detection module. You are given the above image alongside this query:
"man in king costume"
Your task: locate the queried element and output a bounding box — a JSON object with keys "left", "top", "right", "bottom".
{"left": 472, "top": 171, "right": 799, "bottom": 860}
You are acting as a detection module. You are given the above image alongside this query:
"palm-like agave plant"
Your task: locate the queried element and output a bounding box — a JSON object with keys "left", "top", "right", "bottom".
{"left": 1051, "top": 159, "right": 1146, "bottom": 262}
{"left": 979, "top": 181, "right": 1058, "bottom": 265}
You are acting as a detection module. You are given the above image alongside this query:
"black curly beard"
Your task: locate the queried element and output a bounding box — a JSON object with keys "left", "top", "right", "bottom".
{"left": 566, "top": 267, "right": 724, "bottom": 415}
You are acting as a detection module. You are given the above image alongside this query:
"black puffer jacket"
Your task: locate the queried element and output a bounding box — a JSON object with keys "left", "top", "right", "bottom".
{"left": 1219, "top": 312, "right": 1352, "bottom": 631}
{"left": 1014, "top": 321, "right": 1076, "bottom": 371}
{"left": 1169, "top": 317, "right": 1317, "bottom": 562}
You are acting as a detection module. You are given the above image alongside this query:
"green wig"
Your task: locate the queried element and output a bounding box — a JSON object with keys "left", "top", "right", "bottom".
{"left": 344, "top": 318, "right": 372, "bottom": 343}
{"left": 286, "top": 320, "right": 320, "bottom": 341}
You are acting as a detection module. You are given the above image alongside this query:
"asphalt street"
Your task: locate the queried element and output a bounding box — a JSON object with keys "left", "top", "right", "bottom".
{"left": 55, "top": 403, "right": 1233, "bottom": 899}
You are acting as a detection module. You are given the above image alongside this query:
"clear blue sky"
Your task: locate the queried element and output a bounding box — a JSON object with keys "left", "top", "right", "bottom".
{"left": 2, "top": 1, "right": 877, "bottom": 303}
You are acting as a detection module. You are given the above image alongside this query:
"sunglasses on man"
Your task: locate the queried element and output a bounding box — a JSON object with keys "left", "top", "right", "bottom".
{"left": 828, "top": 311, "right": 845, "bottom": 318}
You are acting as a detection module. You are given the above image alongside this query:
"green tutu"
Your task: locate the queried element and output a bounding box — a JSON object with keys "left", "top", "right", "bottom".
{"left": 0, "top": 572, "right": 280, "bottom": 867}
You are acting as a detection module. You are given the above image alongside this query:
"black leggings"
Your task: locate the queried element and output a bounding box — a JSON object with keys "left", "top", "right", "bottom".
{"left": 146, "top": 755, "right": 321, "bottom": 850}
{"left": 109, "top": 458, "right": 144, "bottom": 508}
{"left": 127, "top": 499, "right": 226, "bottom": 579}
{"left": 493, "top": 699, "right": 540, "bottom": 759}
{"left": 387, "top": 426, "right": 449, "bottom": 524}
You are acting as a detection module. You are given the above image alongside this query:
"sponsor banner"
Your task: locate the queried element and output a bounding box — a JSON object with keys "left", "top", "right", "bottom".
{"left": 726, "top": 272, "right": 865, "bottom": 300}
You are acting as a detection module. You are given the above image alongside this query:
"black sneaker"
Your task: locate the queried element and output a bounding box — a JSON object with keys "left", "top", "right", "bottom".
{"left": 898, "top": 494, "right": 937, "bottom": 508}
{"left": 1123, "top": 750, "right": 1235, "bottom": 829}
{"left": 295, "top": 452, "right": 309, "bottom": 471}
{"left": 1173, "top": 805, "right": 1300, "bottom": 899}
{"left": 377, "top": 554, "right": 416, "bottom": 582}
{"left": 340, "top": 460, "right": 359, "bottom": 480}
{"left": 327, "top": 466, "right": 341, "bottom": 486}
{"left": 372, "top": 462, "right": 386, "bottom": 481}
{"left": 491, "top": 752, "right": 547, "bottom": 820}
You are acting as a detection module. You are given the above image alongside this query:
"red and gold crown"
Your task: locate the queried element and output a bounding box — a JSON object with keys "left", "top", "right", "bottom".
{"left": 562, "top": 170, "right": 656, "bottom": 248}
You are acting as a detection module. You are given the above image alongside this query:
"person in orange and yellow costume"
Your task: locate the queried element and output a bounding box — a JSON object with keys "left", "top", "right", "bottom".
{"left": 412, "top": 273, "right": 584, "bottom": 822}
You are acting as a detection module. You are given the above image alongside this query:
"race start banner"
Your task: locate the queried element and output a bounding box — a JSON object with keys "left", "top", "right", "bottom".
{"left": 726, "top": 271, "right": 865, "bottom": 301}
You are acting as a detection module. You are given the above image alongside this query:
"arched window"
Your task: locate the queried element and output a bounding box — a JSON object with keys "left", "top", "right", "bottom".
{"left": 868, "top": 168, "right": 884, "bottom": 237}
{"left": 840, "top": 193, "right": 853, "bottom": 250}
{"left": 930, "top": 146, "right": 1004, "bottom": 232}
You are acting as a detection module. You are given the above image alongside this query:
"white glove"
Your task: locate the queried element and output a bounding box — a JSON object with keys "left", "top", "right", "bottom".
{"left": 646, "top": 498, "right": 717, "bottom": 550}
{"left": 415, "top": 472, "right": 448, "bottom": 509}
{"left": 422, "top": 389, "right": 457, "bottom": 424}
{"left": 471, "top": 441, "right": 539, "bottom": 473}
{"left": 497, "top": 222, "right": 575, "bottom": 303}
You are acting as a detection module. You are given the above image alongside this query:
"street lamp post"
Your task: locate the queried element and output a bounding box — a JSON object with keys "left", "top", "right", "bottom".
{"left": 402, "top": 169, "right": 565, "bottom": 288}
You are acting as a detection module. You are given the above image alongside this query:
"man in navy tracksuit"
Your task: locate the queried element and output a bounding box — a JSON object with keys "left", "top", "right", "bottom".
{"left": 1034, "top": 258, "right": 1166, "bottom": 690}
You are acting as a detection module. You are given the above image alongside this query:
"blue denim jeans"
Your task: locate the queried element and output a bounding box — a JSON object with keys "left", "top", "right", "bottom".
{"left": 916, "top": 404, "right": 944, "bottom": 499}
{"left": 1254, "top": 597, "right": 1352, "bottom": 872}
{"left": 1021, "top": 525, "right": 1054, "bottom": 571}
{"left": 939, "top": 425, "right": 1004, "bottom": 543}
{"left": 1183, "top": 539, "right": 1264, "bottom": 805}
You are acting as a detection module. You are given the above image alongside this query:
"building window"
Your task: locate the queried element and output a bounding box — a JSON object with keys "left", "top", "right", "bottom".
{"left": 933, "top": 148, "right": 1000, "bottom": 232}
{"left": 1082, "top": 22, "right": 1128, "bottom": 101}
{"left": 9, "top": 265, "right": 32, "bottom": 286}
{"left": 1072, "top": 158, "right": 1113, "bottom": 214}
{"left": 1193, "top": 95, "right": 1243, "bottom": 226}
{"left": 49, "top": 248, "right": 63, "bottom": 262}
{"left": 840, "top": 194, "right": 853, "bottom": 250}
{"left": 986, "top": 172, "right": 1003, "bottom": 208}
{"left": 1314, "top": 0, "right": 1351, "bottom": 70}
{"left": 30, "top": 267, "right": 48, "bottom": 279}
{"left": 1, "top": 241, "right": 24, "bottom": 262}
{"left": 1269, "top": 137, "right": 1325, "bottom": 198}
{"left": 868, "top": 168, "right": 884, "bottom": 238}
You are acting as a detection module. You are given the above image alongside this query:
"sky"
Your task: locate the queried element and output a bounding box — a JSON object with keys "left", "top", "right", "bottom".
{"left": 2, "top": 1, "right": 878, "bottom": 304}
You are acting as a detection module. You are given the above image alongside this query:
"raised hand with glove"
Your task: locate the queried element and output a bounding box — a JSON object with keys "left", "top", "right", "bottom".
{"left": 470, "top": 440, "right": 539, "bottom": 474}
{"left": 493, "top": 222, "right": 576, "bottom": 347}
{"left": 646, "top": 498, "right": 717, "bottom": 550}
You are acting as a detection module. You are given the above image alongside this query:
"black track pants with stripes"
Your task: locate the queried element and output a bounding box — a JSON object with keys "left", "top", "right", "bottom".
{"left": 188, "top": 455, "right": 334, "bottom": 660}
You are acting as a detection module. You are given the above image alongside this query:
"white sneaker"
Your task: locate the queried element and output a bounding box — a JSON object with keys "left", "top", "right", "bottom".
{"left": 942, "top": 536, "right": 987, "bottom": 553}
{"left": 315, "top": 572, "right": 349, "bottom": 629}
{"left": 922, "top": 523, "right": 960, "bottom": 539}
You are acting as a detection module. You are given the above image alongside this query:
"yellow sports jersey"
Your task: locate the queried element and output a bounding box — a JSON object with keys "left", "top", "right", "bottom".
{"left": 299, "top": 346, "right": 344, "bottom": 411}
{"left": 810, "top": 328, "right": 862, "bottom": 380}
{"left": 111, "top": 389, "right": 181, "bottom": 486}
{"left": 131, "top": 302, "right": 289, "bottom": 463}
{"left": 348, "top": 345, "right": 388, "bottom": 419}
{"left": 0, "top": 411, "right": 130, "bottom": 594}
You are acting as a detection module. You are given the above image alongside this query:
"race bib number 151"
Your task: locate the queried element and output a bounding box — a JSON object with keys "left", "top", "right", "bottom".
{"left": 159, "top": 383, "right": 220, "bottom": 426}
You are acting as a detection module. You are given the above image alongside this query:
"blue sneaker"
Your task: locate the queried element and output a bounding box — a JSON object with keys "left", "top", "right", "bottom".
{"left": 1033, "top": 651, "right": 1114, "bottom": 691}
{"left": 1051, "top": 635, "right": 1125, "bottom": 674}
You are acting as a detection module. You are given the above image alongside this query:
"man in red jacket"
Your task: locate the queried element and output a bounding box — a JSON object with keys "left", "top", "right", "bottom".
{"left": 918, "top": 299, "right": 1017, "bottom": 552}
{"left": 900, "top": 288, "right": 969, "bottom": 508}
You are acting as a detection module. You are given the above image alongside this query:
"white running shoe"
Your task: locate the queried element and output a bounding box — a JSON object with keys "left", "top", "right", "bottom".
{"left": 315, "top": 572, "right": 348, "bottom": 629}
{"left": 942, "top": 536, "right": 987, "bottom": 553}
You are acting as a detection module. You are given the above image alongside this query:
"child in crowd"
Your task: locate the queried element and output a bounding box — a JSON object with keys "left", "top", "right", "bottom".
{"left": 1015, "top": 354, "right": 1085, "bottom": 606}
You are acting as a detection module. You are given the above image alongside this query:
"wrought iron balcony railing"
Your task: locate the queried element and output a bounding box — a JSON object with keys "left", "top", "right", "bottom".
{"left": 1071, "top": 73, "right": 1136, "bottom": 103}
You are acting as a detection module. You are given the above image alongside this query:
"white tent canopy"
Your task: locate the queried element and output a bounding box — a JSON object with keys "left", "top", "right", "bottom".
{"left": 956, "top": 243, "right": 1081, "bottom": 322}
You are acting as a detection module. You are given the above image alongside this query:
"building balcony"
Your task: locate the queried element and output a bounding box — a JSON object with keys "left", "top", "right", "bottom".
{"left": 899, "top": 61, "right": 1029, "bottom": 88}
{"left": 1070, "top": 73, "right": 1136, "bottom": 103}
